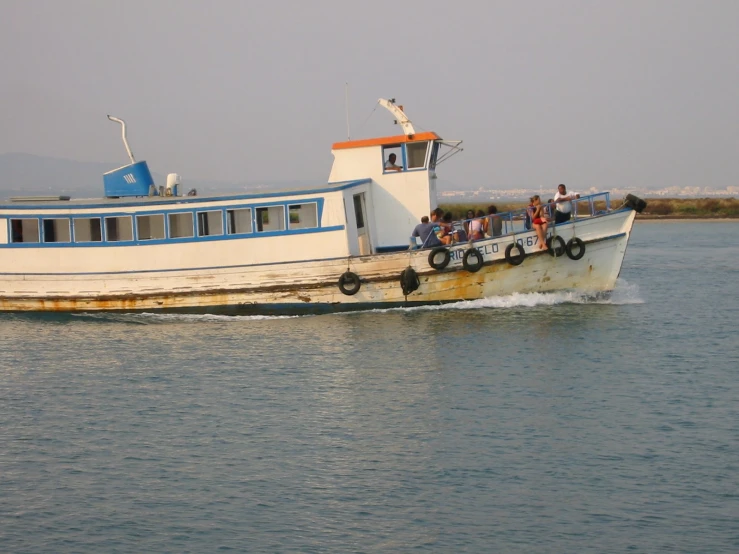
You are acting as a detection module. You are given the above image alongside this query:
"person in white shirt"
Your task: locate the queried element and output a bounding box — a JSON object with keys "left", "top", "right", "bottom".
{"left": 384, "top": 153, "right": 402, "bottom": 172}
{"left": 553, "top": 184, "right": 580, "bottom": 224}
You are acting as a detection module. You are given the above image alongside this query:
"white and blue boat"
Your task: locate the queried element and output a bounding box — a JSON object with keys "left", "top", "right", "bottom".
{"left": 0, "top": 100, "right": 644, "bottom": 314}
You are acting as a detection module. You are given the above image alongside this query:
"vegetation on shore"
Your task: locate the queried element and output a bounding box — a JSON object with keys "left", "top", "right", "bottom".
{"left": 631, "top": 197, "right": 739, "bottom": 218}
{"left": 439, "top": 197, "right": 739, "bottom": 220}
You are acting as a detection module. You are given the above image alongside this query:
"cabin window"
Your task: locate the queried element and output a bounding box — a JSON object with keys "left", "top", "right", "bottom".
{"left": 42, "top": 218, "right": 71, "bottom": 243}
{"left": 74, "top": 218, "right": 102, "bottom": 242}
{"left": 168, "top": 212, "right": 194, "bottom": 238}
{"left": 288, "top": 204, "right": 318, "bottom": 230}
{"left": 227, "top": 208, "right": 253, "bottom": 234}
{"left": 10, "top": 219, "right": 40, "bottom": 243}
{"left": 105, "top": 216, "right": 133, "bottom": 242}
{"left": 255, "top": 206, "right": 285, "bottom": 232}
{"left": 197, "top": 210, "right": 223, "bottom": 236}
{"left": 136, "top": 214, "right": 166, "bottom": 240}
{"left": 382, "top": 145, "right": 403, "bottom": 172}
{"left": 429, "top": 142, "right": 439, "bottom": 170}
{"left": 406, "top": 142, "right": 429, "bottom": 169}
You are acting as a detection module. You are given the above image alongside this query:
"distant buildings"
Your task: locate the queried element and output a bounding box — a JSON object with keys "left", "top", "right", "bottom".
{"left": 438, "top": 185, "right": 738, "bottom": 201}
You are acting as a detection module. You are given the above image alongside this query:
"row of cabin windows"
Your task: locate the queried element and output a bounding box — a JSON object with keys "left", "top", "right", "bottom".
{"left": 9, "top": 204, "right": 319, "bottom": 243}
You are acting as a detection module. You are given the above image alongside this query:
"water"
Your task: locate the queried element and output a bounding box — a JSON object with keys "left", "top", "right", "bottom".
{"left": 1, "top": 222, "right": 737, "bottom": 553}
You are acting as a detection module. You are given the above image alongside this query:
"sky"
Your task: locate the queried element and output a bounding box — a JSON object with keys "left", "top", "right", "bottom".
{"left": 2, "top": 0, "right": 738, "bottom": 191}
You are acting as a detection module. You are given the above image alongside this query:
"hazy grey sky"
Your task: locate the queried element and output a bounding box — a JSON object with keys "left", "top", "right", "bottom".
{"left": 2, "top": 0, "right": 738, "bottom": 190}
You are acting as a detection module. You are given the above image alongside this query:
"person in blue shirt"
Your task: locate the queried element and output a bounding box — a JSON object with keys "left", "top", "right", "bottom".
{"left": 411, "top": 211, "right": 443, "bottom": 248}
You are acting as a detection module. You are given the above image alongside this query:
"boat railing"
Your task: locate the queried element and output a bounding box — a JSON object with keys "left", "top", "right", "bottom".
{"left": 413, "top": 192, "right": 614, "bottom": 249}
{"left": 570, "top": 191, "right": 611, "bottom": 219}
{"left": 441, "top": 192, "right": 612, "bottom": 246}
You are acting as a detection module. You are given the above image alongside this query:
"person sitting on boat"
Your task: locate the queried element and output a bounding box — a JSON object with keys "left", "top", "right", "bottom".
{"left": 553, "top": 184, "right": 580, "bottom": 224}
{"left": 384, "top": 153, "right": 402, "bottom": 172}
{"left": 530, "top": 195, "right": 549, "bottom": 250}
{"left": 463, "top": 209, "right": 475, "bottom": 238}
{"left": 411, "top": 210, "right": 444, "bottom": 248}
{"left": 433, "top": 208, "right": 452, "bottom": 245}
{"left": 524, "top": 198, "right": 534, "bottom": 231}
{"left": 545, "top": 199, "right": 554, "bottom": 218}
{"left": 485, "top": 205, "right": 503, "bottom": 237}
{"left": 468, "top": 210, "right": 486, "bottom": 241}
{"left": 440, "top": 211, "right": 455, "bottom": 244}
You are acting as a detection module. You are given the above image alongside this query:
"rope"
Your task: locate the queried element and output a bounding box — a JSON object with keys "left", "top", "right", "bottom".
{"left": 356, "top": 104, "right": 379, "bottom": 135}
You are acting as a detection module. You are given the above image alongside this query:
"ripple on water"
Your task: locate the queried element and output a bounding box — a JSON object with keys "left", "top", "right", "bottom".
{"left": 1, "top": 224, "right": 738, "bottom": 553}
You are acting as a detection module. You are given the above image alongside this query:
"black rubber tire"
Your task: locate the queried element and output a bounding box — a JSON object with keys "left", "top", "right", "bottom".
{"left": 428, "top": 247, "right": 451, "bottom": 270}
{"left": 462, "top": 248, "right": 484, "bottom": 272}
{"left": 547, "top": 235, "right": 566, "bottom": 257}
{"left": 337, "top": 271, "right": 361, "bottom": 295}
{"left": 505, "top": 243, "right": 525, "bottom": 266}
{"left": 566, "top": 237, "right": 586, "bottom": 260}
{"left": 400, "top": 266, "right": 420, "bottom": 296}
{"left": 624, "top": 193, "right": 648, "bottom": 213}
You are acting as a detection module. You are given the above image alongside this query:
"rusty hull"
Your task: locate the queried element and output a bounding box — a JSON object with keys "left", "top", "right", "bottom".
{"left": 0, "top": 211, "right": 635, "bottom": 314}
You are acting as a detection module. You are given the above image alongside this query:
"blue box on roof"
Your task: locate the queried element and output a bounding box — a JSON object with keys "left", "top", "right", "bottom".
{"left": 103, "top": 161, "right": 154, "bottom": 197}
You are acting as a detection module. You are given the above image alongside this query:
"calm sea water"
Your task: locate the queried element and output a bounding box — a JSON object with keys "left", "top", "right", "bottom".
{"left": 1, "top": 222, "right": 737, "bottom": 553}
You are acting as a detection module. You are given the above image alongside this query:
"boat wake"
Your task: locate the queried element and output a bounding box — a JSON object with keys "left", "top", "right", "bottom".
{"left": 67, "top": 279, "right": 642, "bottom": 323}
{"left": 361, "top": 278, "right": 644, "bottom": 315}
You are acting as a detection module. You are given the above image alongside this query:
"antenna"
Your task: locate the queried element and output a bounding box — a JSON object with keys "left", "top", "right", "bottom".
{"left": 344, "top": 82, "right": 351, "bottom": 140}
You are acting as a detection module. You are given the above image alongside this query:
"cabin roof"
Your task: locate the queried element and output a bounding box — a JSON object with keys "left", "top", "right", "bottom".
{"left": 332, "top": 132, "right": 441, "bottom": 151}
{"left": 0, "top": 179, "right": 372, "bottom": 210}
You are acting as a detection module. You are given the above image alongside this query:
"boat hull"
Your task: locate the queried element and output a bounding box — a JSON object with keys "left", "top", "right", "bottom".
{"left": 0, "top": 210, "right": 635, "bottom": 314}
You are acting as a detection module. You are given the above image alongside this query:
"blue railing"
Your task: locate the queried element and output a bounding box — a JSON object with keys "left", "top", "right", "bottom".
{"left": 429, "top": 192, "right": 612, "bottom": 247}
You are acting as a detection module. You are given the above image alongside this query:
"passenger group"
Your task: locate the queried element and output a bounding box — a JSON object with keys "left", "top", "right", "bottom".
{"left": 411, "top": 183, "right": 579, "bottom": 250}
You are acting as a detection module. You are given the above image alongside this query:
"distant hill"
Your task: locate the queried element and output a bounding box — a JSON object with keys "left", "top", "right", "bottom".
{"left": 0, "top": 153, "right": 148, "bottom": 197}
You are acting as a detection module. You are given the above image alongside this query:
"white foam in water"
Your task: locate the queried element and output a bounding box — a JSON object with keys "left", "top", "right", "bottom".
{"left": 602, "top": 279, "right": 644, "bottom": 305}
{"left": 73, "top": 280, "right": 643, "bottom": 322}
{"left": 362, "top": 278, "right": 644, "bottom": 315}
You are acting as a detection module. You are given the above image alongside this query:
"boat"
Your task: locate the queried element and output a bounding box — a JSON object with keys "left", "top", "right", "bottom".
{"left": 0, "top": 100, "right": 645, "bottom": 314}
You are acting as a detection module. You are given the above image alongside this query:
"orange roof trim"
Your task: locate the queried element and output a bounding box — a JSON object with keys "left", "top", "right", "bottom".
{"left": 332, "top": 131, "right": 441, "bottom": 150}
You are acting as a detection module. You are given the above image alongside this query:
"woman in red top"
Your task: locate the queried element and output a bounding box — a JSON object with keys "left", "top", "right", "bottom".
{"left": 530, "top": 195, "right": 549, "bottom": 250}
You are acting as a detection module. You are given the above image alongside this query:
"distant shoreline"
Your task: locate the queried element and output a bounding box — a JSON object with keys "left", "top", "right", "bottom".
{"left": 440, "top": 197, "right": 739, "bottom": 220}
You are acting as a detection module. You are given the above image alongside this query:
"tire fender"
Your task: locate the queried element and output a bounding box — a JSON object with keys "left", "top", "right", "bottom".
{"left": 400, "top": 266, "right": 420, "bottom": 296}
{"left": 337, "top": 271, "right": 361, "bottom": 295}
{"left": 566, "top": 237, "right": 586, "bottom": 260}
{"left": 547, "top": 235, "right": 566, "bottom": 257}
{"left": 504, "top": 243, "right": 525, "bottom": 266}
{"left": 428, "top": 247, "right": 451, "bottom": 270}
{"left": 462, "top": 248, "right": 484, "bottom": 272}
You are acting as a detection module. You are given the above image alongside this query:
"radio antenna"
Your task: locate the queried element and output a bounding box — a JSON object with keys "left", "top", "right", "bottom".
{"left": 344, "top": 82, "right": 351, "bottom": 140}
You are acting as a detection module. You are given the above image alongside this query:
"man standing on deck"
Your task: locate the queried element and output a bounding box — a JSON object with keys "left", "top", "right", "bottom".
{"left": 553, "top": 184, "right": 580, "bottom": 224}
